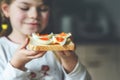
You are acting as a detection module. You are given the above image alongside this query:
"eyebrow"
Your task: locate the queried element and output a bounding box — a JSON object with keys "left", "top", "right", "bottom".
{"left": 20, "top": 2, "right": 31, "bottom": 6}
{"left": 19, "top": 1, "right": 44, "bottom": 6}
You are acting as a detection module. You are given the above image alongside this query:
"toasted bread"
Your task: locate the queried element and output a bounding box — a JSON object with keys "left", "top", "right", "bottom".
{"left": 27, "top": 42, "right": 75, "bottom": 51}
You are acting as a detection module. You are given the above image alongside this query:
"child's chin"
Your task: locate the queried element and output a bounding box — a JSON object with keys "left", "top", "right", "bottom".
{"left": 25, "top": 32, "right": 35, "bottom": 36}
{"left": 26, "top": 29, "right": 43, "bottom": 35}
{"left": 30, "top": 30, "right": 37, "bottom": 33}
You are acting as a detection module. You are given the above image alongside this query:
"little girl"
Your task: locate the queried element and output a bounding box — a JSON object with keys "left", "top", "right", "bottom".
{"left": 0, "top": 0, "right": 90, "bottom": 80}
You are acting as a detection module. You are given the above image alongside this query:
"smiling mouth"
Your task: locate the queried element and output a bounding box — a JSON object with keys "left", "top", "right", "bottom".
{"left": 29, "top": 23, "right": 39, "bottom": 25}
{"left": 25, "top": 23, "right": 40, "bottom": 27}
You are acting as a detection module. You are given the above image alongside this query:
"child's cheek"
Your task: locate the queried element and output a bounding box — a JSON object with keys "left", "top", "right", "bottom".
{"left": 41, "top": 12, "right": 49, "bottom": 27}
{"left": 16, "top": 13, "right": 26, "bottom": 22}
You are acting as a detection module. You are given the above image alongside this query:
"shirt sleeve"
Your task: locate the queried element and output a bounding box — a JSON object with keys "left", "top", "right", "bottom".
{"left": 62, "top": 61, "right": 91, "bottom": 80}
{"left": 0, "top": 45, "right": 31, "bottom": 80}
{"left": 2, "top": 63, "right": 31, "bottom": 80}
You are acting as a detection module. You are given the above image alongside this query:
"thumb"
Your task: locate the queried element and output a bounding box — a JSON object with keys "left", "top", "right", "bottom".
{"left": 20, "top": 38, "right": 29, "bottom": 49}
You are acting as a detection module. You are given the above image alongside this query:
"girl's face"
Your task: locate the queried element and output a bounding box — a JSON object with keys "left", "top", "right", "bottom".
{"left": 2, "top": 0, "right": 50, "bottom": 35}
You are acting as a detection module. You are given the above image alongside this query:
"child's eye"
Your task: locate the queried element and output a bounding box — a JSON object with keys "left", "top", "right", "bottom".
{"left": 40, "top": 8, "right": 49, "bottom": 12}
{"left": 19, "top": 7, "right": 29, "bottom": 11}
{"left": 38, "top": 6, "right": 49, "bottom": 12}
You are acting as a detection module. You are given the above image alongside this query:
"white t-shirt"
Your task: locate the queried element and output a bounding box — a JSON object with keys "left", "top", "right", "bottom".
{"left": 0, "top": 37, "right": 89, "bottom": 80}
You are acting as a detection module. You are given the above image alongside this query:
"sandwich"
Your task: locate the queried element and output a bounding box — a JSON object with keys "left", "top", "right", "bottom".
{"left": 27, "top": 32, "right": 75, "bottom": 51}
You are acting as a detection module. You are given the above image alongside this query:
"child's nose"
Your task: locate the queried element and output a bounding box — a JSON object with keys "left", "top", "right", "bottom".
{"left": 28, "top": 9, "right": 39, "bottom": 19}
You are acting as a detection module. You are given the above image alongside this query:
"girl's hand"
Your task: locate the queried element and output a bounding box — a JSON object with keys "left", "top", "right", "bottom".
{"left": 10, "top": 38, "right": 46, "bottom": 71}
{"left": 54, "top": 51, "right": 78, "bottom": 73}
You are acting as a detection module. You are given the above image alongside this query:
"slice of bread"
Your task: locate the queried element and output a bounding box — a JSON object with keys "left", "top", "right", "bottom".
{"left": 27, "top": 42, "right": 75, "bottom": 51}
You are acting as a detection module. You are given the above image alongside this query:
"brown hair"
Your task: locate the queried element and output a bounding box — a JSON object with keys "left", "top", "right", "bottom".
{"left": 0, "top": 0, "right": 13, "bottom": 36}
{"left": 0, "top": 0, "right": 12, "bottom": 23}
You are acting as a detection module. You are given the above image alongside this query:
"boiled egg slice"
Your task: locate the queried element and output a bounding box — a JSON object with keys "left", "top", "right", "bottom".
{"left": 32, "top": 32, "right": 53, "bottom": 39}
{"left": 56, "top": 32, "right": 71, "bottom": 38}
{"left": 31, "top": 33, "right": 53, "bottom": 45}
{"left": 52, "top": 36, "right": 67, "bottom": 46}
{"left": 52, "top": 32, "right": 72, "bottom": 45}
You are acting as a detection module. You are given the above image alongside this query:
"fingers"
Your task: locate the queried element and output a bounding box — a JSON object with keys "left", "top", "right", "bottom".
{"left": 54, "top": 50, "right": 78, "bottom": 61}
{"left": 22, "top": 50, "right": 38, "bottom": 56}
{"left": 25, "top": 50, "right": 45, "bottom": 56}
{"left": 55, "top": 50, "right": 74, "bottom": 56}
{"left": 24, "top": 50, "right": 46, "bottom": 58}
{"left": 20, "top": 38, "right": 29, "bottom": 49}
{"left": 63, "top": 51, "right": 72, "bottom": 56}
{"left": 27, "top": 51, "right": 46, "bottom": 59}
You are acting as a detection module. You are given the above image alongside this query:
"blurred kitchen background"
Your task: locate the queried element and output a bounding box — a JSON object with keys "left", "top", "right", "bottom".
{"left": 1, "top": 0, "right": 120, "bottom": 80}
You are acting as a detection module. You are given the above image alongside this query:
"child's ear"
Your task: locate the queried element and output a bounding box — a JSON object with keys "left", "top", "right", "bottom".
{"left": 1, "top": 3, "right": 10, "bottom": 18}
